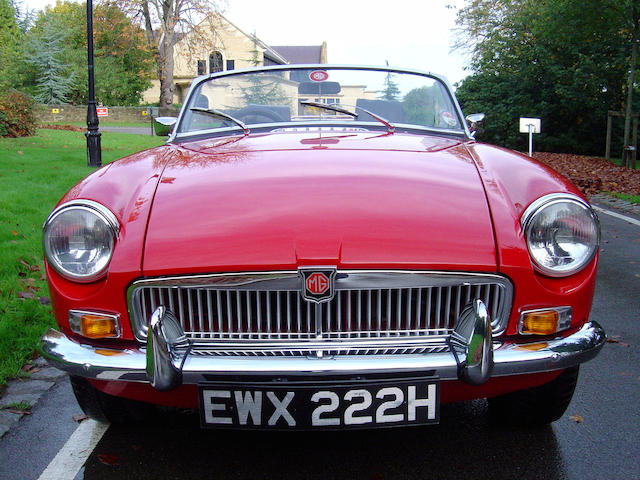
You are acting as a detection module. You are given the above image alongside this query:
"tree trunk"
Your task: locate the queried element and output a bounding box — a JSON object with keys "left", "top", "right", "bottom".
{"left": 158, "top": 31, "right": 175, "bottom": 108}
{"left": 140, "top": 1, "right": 161, "bottom": 95}
{"left": 623, "top": 8, "right": 639, "bottom": 167}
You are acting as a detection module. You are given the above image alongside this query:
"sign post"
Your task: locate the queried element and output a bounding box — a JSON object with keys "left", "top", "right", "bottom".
{"left": 519, "top": 118, "right": 541, "bottom": 157}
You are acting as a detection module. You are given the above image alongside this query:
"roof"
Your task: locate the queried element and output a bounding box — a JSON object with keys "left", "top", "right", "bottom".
{"left": 270, "top": 45, "right": 325, "bottom": 64}
{"left": 212, "top": 14, "right": 290, "bottom": 65}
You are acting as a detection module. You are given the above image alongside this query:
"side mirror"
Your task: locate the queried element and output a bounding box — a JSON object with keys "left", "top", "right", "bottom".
{"left": 465, "top": 113, "right": 485, "bottom": 137}
{"left": 153, "top": 116, "right": 177, "bottom": 137}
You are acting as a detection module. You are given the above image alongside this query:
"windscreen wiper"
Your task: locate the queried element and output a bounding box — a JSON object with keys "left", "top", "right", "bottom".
{"left": 299, "top": 101, "right": 395, "bottom": 133}
{"left": 190, "top": 107, "right": 250, "bottom": 135}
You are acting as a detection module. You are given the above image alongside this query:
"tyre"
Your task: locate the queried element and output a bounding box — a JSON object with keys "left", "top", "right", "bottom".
{"left": 70, "top": 376, "right": 154, "bottom": 423}
{"left": 488, "top": 366, "right": 579, "bottom": 427}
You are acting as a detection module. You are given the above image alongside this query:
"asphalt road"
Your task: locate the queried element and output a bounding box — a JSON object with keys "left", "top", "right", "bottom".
{"left": 1, "top": 203, "right": 638, "bottom": 480}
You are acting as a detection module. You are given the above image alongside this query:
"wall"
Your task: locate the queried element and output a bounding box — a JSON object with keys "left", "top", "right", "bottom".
{"left": 36, "top": 105, "right": 180, "bottom": 124}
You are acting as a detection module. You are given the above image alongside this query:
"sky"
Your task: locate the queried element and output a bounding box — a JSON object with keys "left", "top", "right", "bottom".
{"left": 21, "top": 0, "right": 470, "bottom": 86}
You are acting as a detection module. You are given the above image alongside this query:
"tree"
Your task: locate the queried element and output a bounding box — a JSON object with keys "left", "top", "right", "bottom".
{"left": 619, "top": 0, "right": 639, "bottom": 165}
{"left": 23, "top": 1, "right": 154, "bottom": 106}
{"left": 239, "top": 33, "right": 287, "bottom": 106}
{"left": 25, "top": 19, "right": 75, "bottom": 104}
{"left": 453, "top": 0, "right": 633, "bottom": 156}
{"left": 92, "top": 1, "right": 155, "bottom": 105}
{"left": 122, "top": 0, "right": 220, "bottom": 107}
{"left": 0, "top": 0, "right": 22, "bottom": 89}
{"left": 379, "top": 60, "right": 400, "bottom": 101}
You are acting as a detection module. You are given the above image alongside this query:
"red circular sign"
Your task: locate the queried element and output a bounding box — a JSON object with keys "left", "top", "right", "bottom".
{"left": 306, "top": 273, "right": 329, "bottom": 295}
{"left": 309, "top": 70, "right": 329, "bottom": 82}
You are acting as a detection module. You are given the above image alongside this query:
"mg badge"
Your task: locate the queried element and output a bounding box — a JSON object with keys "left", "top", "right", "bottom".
{"left": 299, "top": 267, "right": 337, "bottom": 303}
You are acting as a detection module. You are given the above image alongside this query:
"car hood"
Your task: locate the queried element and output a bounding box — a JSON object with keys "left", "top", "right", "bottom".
{"left": 142, "top": 132, "right": 497, "bottom": 275}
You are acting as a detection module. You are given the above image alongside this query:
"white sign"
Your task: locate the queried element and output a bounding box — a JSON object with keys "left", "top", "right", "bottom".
{"left": 519, "top": 117, "right": 541, "bottom": 133}
{"left": 96, "top": 107, "right": 108, "bottom": 117}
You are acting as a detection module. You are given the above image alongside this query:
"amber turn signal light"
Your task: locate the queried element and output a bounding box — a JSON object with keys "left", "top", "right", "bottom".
{"left": 519, "top": 307, "right": 572, "bottom": 335}
{"left": 69, "top": 310, "right": 120, "bottom": 339}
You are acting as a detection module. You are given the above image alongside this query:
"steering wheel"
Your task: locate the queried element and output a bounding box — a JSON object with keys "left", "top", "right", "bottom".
{"left": 233, "top": 106, "right": 286, "bottom": 124}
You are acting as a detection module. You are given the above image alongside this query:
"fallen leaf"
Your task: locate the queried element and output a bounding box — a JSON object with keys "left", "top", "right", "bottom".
{"left": 569, "top": 414, "right": 584, "bottom": 423}
{"left": 7, "top": 409, "right": 31, "bottom": 415}
{"left": 73, "top": 414, "right": 89, "bottom": 423}
{"left": 98, "top": 453, "right": 120, "bottom": 466}
{"left": 18, "top": 291, "right": 36, "bottom": 299}
{"left": 39, "top": 297, "right": 51, "bottom": 305}
{"left": 19, "top": 260, "right": 40, "bottom": 272}
{"left": 11, "top": 230, "right": 17, "bottom": 236}
{"left": 607, "top": 336, "right": 630, "bottom": 347}
{"left": 17, "top": 150, "right": 23, "bottom": 155}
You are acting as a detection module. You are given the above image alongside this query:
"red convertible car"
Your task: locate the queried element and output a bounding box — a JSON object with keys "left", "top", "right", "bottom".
{"left": 41, "top": 65, "right": 605, "bottom": 429}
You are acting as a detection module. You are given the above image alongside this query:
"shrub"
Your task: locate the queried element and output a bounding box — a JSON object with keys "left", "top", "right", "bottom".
{"left": 0, "top": 90, "right": 37, "bottom": 137}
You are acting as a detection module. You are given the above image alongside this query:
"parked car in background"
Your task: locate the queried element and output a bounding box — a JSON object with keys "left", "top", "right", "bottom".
{"left": 41, "top": 65, "right": 605, "bottom": 429}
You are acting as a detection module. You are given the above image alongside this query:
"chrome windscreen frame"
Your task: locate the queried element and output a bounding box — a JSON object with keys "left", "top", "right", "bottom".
{"left": 127, "top": 270, "right": 514, "bottom": 349}
{"left": 167, "top": 64, "right": 473, "bottom": 143}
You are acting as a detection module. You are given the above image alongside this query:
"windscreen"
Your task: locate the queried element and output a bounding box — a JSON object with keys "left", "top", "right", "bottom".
{"left": 177, "top": 67, "right": 463, "bottom": 135}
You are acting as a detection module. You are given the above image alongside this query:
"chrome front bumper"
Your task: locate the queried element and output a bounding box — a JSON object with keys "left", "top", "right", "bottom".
{"left": 41, "top": 313, "right": 606, "bottom": 389}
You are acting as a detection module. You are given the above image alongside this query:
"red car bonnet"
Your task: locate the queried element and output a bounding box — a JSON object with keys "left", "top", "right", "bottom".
{"left": 141, "top": 132, "right": 497, "bottom": 275}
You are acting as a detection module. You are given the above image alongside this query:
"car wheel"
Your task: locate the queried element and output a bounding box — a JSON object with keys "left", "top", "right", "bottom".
{"left": 488, "top": 366, "right": 579, "bottom": 427}
{"left": 70, "top": 376, "right": 153, "bottom": 423}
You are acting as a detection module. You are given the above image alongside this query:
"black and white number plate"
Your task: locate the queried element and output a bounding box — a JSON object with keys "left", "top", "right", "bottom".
{"left": 198, "top": 378, "right": 439, "bottom": 430}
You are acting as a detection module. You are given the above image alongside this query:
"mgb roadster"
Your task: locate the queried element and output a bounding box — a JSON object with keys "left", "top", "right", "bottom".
{"left": 41, "top": 65, "right": 605, "bottom": 429}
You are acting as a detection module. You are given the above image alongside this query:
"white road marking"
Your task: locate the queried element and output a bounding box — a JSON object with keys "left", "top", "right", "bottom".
{"left": 592, "top": 206, "right": 640, "bottom": 227}
{"left": 37, "top": 419, "right": 109, "bottom": 480}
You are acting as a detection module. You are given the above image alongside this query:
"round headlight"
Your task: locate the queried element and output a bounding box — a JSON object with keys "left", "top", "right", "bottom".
{"left": 522, "top": 194, "right": 599, "bottom": 277}
{"left": 43, "top": 200, "right": 118, "bottom": 282}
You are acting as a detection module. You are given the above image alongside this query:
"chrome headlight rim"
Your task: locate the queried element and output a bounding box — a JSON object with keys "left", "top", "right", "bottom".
{"left": 521, "top": 193, "right": 600, "bottom": 278}
{"left": 43, "top": 200, "right": 119, "bottom": 283}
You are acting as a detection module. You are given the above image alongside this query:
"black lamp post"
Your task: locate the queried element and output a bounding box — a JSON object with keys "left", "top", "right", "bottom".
{"left": 86, "top": 0, "right": 101, "bottom": 167}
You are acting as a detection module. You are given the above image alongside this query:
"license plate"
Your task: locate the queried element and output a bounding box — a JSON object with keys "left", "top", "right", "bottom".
{"left": 198, "top": 378, "right": 439, "bottom": 430}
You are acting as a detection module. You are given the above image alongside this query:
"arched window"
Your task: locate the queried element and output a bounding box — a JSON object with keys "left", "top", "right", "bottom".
{"left": 209, "top": 51, "right": 223, "bottom": 73}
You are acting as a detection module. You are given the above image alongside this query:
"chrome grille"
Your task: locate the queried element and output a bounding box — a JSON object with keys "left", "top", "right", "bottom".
{"left": 128, "top": 271, "right": 512, "bottom": 355}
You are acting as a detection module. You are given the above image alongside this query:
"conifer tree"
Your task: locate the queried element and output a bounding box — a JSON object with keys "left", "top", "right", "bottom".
{"left": 26, "top": 20, "right": 74, "bottom": 104}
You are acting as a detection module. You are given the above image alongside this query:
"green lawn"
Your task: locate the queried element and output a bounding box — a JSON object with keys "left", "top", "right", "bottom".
{"left": 42, "top": 121, "right": 153, "bottom": 128}
{"left": 607, "top": 157, "right": 640, "bottom": 170}
{"left": 0, "top": 129, "right": 163, "bottom": 385}
{"left": 605, "top": 191, "right": 640, "bottom": 204}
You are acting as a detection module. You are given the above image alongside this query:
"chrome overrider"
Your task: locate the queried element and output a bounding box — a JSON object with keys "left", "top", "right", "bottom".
{"left": 40, "top": 300, "right": 607, "bottom": 392}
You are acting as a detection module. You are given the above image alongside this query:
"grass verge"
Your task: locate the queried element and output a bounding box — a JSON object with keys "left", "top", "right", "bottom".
{"left": 41, "top": 121, "right": 153, "bottom": 128}
{"left": 0, "top": 129, "right": 163, "bottom": 385}
{"left": 605, "top": 191, "right": 640, "bottom": 204}
{"left": 607, "top": 157, "right": 639, "bottom": 170}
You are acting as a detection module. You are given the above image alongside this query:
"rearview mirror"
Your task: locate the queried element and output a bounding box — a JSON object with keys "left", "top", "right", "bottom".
{"left": 153, "top": 116, "right": 177, "bottom": 137}
{"left": 298, "top": 81, "right": 341, "bottom": 95}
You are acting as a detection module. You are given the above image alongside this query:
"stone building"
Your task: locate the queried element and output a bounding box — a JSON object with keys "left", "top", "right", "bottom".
{"left": 141, "top": 14, "right": 328, "bottom": 105}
